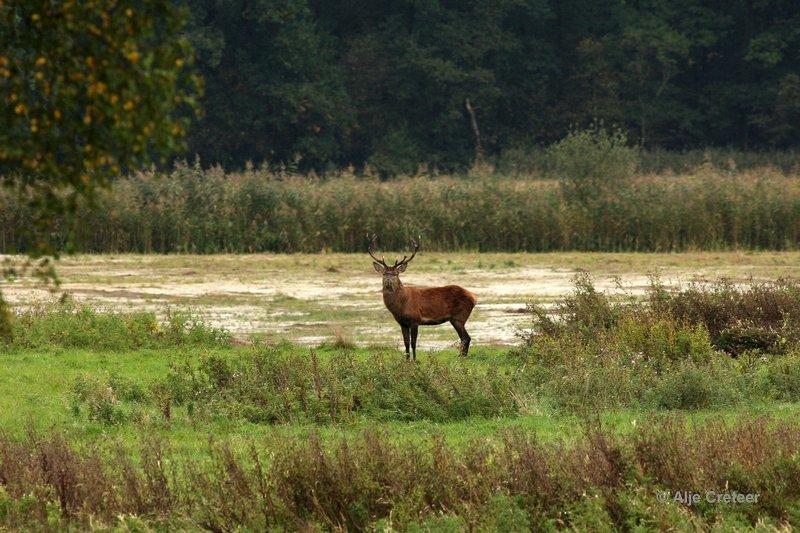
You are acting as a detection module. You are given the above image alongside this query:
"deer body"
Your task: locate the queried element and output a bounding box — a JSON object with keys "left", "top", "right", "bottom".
{"left": 383, "top": 284, "right": 476, "bottom": 326}
{"left": 369, "top": 236, "right": 477, "bottom": 359}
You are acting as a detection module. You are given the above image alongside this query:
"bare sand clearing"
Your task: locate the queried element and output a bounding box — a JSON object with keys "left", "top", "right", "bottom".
{"left": 5, "top": 252, "right": 800, "bottom": 348}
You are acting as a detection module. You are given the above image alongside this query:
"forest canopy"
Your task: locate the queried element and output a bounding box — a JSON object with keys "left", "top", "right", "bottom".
{"left": 183, "top": 0, "right": 800, "bottom": 173}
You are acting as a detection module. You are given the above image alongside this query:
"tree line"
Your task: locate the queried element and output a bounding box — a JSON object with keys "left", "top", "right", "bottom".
{"left": 181, "top": 0, "right": 800, "bottom": 174}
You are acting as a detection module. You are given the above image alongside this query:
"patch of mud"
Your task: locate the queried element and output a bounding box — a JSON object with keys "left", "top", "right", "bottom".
{"left": 0, "top": 256, "right": 723, "bottom": 346}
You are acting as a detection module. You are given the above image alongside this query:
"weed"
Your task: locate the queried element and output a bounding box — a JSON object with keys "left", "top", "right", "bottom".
{"left": 0, "top": 418, "right": 797, "bottom": 529}
{"left": 9, "top": 301, "right": 228, "bottom": 350}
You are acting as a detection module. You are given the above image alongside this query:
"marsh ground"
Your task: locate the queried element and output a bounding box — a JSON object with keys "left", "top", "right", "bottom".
{"left": 5, "top": 251, "right": 800, "bottom": 348}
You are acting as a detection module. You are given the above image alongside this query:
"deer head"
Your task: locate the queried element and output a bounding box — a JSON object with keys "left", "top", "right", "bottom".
{"left": 368, "top": 234, "right": 419, "bottom": 291}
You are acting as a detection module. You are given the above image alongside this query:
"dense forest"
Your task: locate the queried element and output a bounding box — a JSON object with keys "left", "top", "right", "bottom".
{"left": 181, "top": 0, "right": 800, "bottom": 173}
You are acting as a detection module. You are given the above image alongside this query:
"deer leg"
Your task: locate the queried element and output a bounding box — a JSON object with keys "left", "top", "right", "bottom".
{"left": 401, "top": 325, "right": 411, "bottom": 360}
{"left": 410, "top": 324, "right": 419, "bottom": 360}
{"left": 451, "top": 320, "right": 471, "bottom": 357}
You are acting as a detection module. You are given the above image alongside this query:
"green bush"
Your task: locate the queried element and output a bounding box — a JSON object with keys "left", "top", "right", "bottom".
{"left": 517, "top": 277, "right": 800, "bottom": 411}
{"left": 0, "top": 292, "right": 11, "bottom": 344}
{"left": 9, "top": 301, "right": 228, "bottom": 350}
{"left": 158, "top": 348, "right": 518, "bottom": 424}
{"left": 546, "top": 123, "right": 640, "bottom": 203}
{"left": 71, "top": 374, "right": 139, "bottom": 425}
{"left": 646, "top": 363, "right": 736, "bottom": 410}
{"left": 755, "top": 355, "right": 800, "bottom": 401}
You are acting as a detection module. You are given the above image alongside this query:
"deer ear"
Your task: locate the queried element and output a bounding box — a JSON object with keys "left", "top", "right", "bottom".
{"left": 373, "top": 262, "right": 385, "bottom": 274}
{"left": 396, "top": 262, "right": 407, "bottom": 273}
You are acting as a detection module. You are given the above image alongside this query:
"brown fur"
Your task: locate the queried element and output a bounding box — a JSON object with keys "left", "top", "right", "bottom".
{"left": 376, "top": 264, "right": 477, "bottom": 359}
{"left": 383, "top": 284, "right": 477, "bottom": 326}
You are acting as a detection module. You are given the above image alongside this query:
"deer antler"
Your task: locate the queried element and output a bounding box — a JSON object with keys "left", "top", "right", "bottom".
{"left": 367, "top": 234, "right": 388, "bottom": 267}
{"left": 395, "top": 236, "right": 420, "bottom": 267}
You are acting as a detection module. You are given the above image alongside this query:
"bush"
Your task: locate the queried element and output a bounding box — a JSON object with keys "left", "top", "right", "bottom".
{"left": 516, "top": 276, "right": 800, "bottom": 411}
{"left": 650, "top": 279, "right": 800, "bottom": 354}
{"left": 546, "top": 123, "right": 640, "bottom": 203}
{"left": 1, "top": 418, "right": 799, "bottom": 530}
{"left": 755, "top": 354, "right": 800, "bottom": 401}
{"left": 0, "top": 292, "right": 11, "bottom": 344}
{"left": 71, "top": 374, "right": 134, "bottom": 425}
{"left": 157, "top": 348, "right": 518, "bottom": 424}
{"left": 9, "top": 301, "right": 229, "bottom": 350}
{"left": 646, "top": 363, "right": 735, "bottom": 410}
{"left": 520, "top": 272, "right": 621, "bottom": 344}
{"left": 522, "top": 277, "right": 800, "bottom": 359}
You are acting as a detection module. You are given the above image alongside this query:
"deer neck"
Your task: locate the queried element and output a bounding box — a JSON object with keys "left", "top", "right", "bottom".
{"left": 382, "top": 280, "right": 408, "bottom": 311}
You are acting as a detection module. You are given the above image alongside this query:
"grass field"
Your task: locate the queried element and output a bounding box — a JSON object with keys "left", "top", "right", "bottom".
{"left": 4, "top": 251, "right": 800, "bottom": 529}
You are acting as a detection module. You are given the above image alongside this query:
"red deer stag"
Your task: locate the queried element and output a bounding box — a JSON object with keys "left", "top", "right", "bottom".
{"left": 368, "top": 235, "right": 477, "bottom": 359}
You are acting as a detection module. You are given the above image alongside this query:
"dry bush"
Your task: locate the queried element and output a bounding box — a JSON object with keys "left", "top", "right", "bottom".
{"left": 1, "top": 418, "right": 799, "bottom": 529}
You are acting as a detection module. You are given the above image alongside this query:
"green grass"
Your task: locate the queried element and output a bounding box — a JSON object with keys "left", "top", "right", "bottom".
{"left": 6, "top": 275, "right": 800, "bottom": 528}
{"left": 3, "top": 342, "right": 800, "bottom": 455}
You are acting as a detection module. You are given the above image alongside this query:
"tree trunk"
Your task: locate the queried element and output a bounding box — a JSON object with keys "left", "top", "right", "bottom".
{"left": 464, "top": 98, "right": 484, "bottom": 164}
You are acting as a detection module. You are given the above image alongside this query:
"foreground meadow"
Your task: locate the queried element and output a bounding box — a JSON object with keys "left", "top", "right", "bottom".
{"left": 3, "top": 253, "right": 800, "bottom": 529}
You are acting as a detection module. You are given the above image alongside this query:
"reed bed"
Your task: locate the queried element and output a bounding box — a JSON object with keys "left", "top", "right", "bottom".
{"left": 2, "top": 164, "right": 800, "bottom": 253}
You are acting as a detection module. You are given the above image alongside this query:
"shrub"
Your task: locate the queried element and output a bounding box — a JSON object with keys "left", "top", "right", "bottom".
{"left": 0, "top": 292, "right": 11, "bottom": 344}
{"left": 546, "top": 123, "right": 639, "bottom": 203}
{"left": 755, "top": 354, "right": 800, "bottom": 401}
{"left": 9, "top": 301, "right": 229, "bottom": 350}
{"left": 520, "top": 272, "right": 621, "bottom": 343}
{"left": 645, "top": 363, "right": 736, "bottom": 410}
{"left": 157, "top": 348, "right": 518, "bottom": 424}
{"left": 522, "top": 277, "right": 800, "bottom": 359}
{"left": 71, "top": 374, "right": 132, "bottom": 425}
{"left": 1, "top": 417, "right": 799, "bottom": 530}
{"left": 516, "top": 277, "right": 800, "bottom": 411}
{"left": 650, "top": 279, "right": 800, "bottom": 355}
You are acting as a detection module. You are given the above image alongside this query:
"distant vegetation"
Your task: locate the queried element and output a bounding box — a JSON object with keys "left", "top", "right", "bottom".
{"left": 3, "top": 148, "right": 800, "bottom": 253}
{"left": 178, "top": 0, "right": 800, "bottom": 173}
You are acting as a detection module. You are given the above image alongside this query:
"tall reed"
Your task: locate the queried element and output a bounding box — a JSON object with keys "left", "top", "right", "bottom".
{"left": 2, "top": 163, "right": 800, "bottom": 253}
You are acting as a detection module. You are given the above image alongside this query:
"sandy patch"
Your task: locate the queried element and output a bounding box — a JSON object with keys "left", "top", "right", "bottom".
{"left": 0, "top": 253, "right": 774, "bottom": 347}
